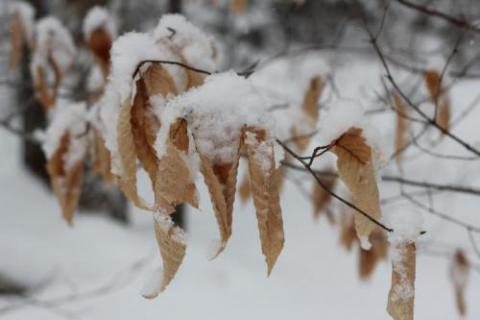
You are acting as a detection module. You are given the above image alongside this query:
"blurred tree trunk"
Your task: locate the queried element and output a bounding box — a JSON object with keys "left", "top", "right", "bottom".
{"left": 20, "top": 2, "right": 48, "bottom": 186}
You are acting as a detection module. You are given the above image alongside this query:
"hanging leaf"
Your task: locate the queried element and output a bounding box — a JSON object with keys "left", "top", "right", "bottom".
{"left": 9, "top": 13, "right": 23, "bottom": 70}
{"left": 244, "top": 127, "right": 284, "bottom": 274}
{"left": 311, "top": 177, "right": 335, "bottom": 222}
{"left": 46, "top": 133, "right": 84, "bottom": 225}
{"left": 424, "top": 70, "right": 450, "bottom": 135}
{"left": 33, "top": 63, "right": 61, "bottom": 111}
{"left": 436, "top": 98, "right": 450, "bottom": 133}
{"left": 387, "top": 243, "right": 416, "bottom": 320}
{"left": 302, "top": 76, "right": 324, "bottom": 123}
{"left": 424, "top": 70, "right": 441, "bottom": 104}
{"left": 331, "top": 127, "right": 382, "bottom": 248}
{"left": 143, "top": 213, "right": 186, "bottom": 299}
{"left": 31, "top": 18, "right": 76, "bottom": 111}
{"left": 87, "top": 28, "right": 113, "bottom": 78}
{"left": 238, "top": 170, "right": 251, "bottom": 204}
{"left": 339, "top": 208, "right": 357, "bottom": 251}
{"left": 291, "top": 76, "right": 325, "bottom": 153}
{"left": 91, "top": 128, "right": 114, "bottom": 184}
{"left": 231, "top": 0, "right": 247, "bottom": 15}
{"left": 155, "top": 118, "right": 199, "bottom": 211}
{"left": 358, "top": 229, "right": 388, "bottom": 280}
{"left": 391, "top": 93, "right": 408, "bottom": 167}
{"left": 358, "top": 247, "right": 377, "bottom": 280}
{"left": 195, "top": 135, "right": 241, "bottom": 258}
{"left": 450, "top": 249, "right": 470, "bottom": 316}
{"left": 117, "top": 96, "right": 154, "bottom": 211}
{"left": 9, "top": 4, "right": 34, "bottom": 70}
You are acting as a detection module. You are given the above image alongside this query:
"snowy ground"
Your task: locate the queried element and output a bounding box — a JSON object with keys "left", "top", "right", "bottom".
{"left": 1, "top": 58, "right": 480, "bottom": 319}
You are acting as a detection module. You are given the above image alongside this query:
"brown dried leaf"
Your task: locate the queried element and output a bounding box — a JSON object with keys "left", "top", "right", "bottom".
{"left": 339, "top": 209, "right": 357, "bottom": 251}
{"left": 155, "top": 119, "right": 198, "bottom": 211}
{"left": 358, "top": 229, "right": 388, "bottom": 280}
{"left": 311, "top": 177, "right": 335, "bottom": 222}
{"left": 244, "top": 127, "right": 284, "bottom": 274}
{"left": 332, "top": 127, "right": 382, "bottom": 245}
{"left": 9, "top": 14, "right": 23, "bottom": 70}
{"left": 87, "top": 28, "right": 112, "bottom": 79}
{"left": 143, "top": 63, "right": 178, "bottom": 96}
{"left": 117, "top": 96, "right": 152, "bottom": 211}
{"left": 358, "top": 247, "right": 377, "bottom": 280}
{"left": 450, "top": 249, "right": 470, "bottom": 316}
{"left": 290, "top": 126, "right": 310, "bottom": 154}
{"left": 231, "top": 0, "right": 247, "bottom": 15}
{"left": 46, "top": 133, "right": 84, "bottom": 225}
{"left": 238, "top": 171, "right": 251, "bottom": 204}
{"left": 387, "top": 243, "right": 416, "bottom": 320}
{"left": 91, "top": 129, "right": 113, "bottom": 184}
{"left": 34, "top": 66, "right": 56, "bottom": 111}
{"left": 291, "top": 76, "right": 324, "bottom": 153}
{"left": 186, "top": 70, "right": 206, "bottom": 90}
{"left": 302, "top": 76, "right": 324, "bottom": 122}
{"left": 424, "top": 70, "right": 441, "bottom": 103}
{"left": 436, "top": 98, "right": 450, "bottom": 134}
{"left": 196, "top": 138, "right": 241, "bottom": 258}
{"left": 392, "top": 93, "right": 408, "bottom": 167}
{"left": 144, "top": 213, "right": 186, "bottom": 298}
{"left": 131, "top": 79, "right": 160, "bottom": 190}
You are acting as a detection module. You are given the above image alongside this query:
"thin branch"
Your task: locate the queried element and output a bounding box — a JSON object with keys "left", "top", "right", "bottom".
{"left": 396, "top": 0, "right": 480, "bottom": 34}
{"left": 276, "top": 139, "right": 394, "bottom": 232}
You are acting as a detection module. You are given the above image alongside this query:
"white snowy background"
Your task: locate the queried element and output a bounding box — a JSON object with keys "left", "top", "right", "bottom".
{"left": 1, "top": 56, "right": 480, "bottom": 319}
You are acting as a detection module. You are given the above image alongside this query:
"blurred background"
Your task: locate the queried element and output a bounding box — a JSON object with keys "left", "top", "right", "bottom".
{"left": 1, "top": 0, "right": 480, "bottom": 319}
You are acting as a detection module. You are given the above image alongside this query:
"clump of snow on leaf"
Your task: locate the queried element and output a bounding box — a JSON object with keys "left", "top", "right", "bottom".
{"left": 42, "top": 101, "right": 88, "bottom": 170}
{"left": 155, "top": 71, "right": 277, "bottom": 164}
{"left": 384, "top": 205, "right": 423, "bottom": 301}
{"left": 82, "top": 6, "right": 117, "bottom": 40}
{"left": 152, "top": 14, "right": 219, "bottom": 72}
{"left": 107, "top": 32, "right": 169, "bottom": 101}
{"left": 384, "top": 205, "right": 423, "bottom": 245}
{"left": 31, "top": 17, "right": 76, "bottom": 78}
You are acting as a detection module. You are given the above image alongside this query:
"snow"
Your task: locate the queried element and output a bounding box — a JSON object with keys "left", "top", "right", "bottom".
{"left": 30, "top": 17, "right": 76, "bottom": 83}
{"left": 2, "top": 50, "right": 480, "bottom": 320}
{"left": 82, "top": 6, "right": 117, "bottom": 41}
